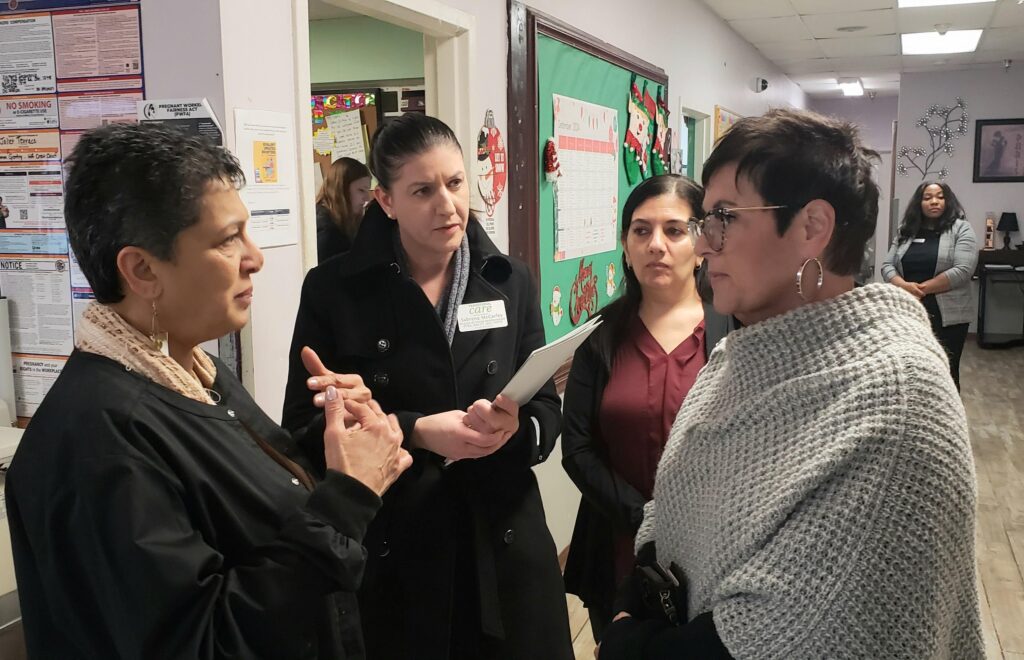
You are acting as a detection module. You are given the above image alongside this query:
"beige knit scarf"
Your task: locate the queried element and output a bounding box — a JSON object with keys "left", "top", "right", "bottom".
{"left": 75, "top": 302, "right": 218, "bottom": 405}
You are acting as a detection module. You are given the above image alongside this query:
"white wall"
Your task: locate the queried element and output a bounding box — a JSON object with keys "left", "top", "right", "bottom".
{"left": 142, "top": 0, "right": 307, "bottom": 421}
{"left": 895, "top": 68, "right": 1024, "bottom": 334}
{"left": 810, "top": 96, "right": 898, "bottom": 153}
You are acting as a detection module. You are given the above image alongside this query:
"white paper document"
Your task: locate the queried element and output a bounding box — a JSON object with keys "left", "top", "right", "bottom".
{"left": 500, "top": 316, "right": 602, "bottom": 406}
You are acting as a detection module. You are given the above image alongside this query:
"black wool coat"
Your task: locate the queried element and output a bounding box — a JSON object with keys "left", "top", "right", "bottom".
{"left": 282, "top": 203, "right": 573, "bottom": 660}
{"left": 6, "top": 351, "right": 380, "bottom": 659}
{"left": 561, "top": 302, "right": 734, "bottom": 614}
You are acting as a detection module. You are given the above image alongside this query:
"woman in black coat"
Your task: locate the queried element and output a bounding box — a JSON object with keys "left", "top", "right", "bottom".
{"left": 283, "top": 114, "right": 572, "bottom": 659}
{"left": 561, "top": 176, "right": 733, "bottom": 641}
{"left": 6, "top": 123, "right": 410, "bottom": 659}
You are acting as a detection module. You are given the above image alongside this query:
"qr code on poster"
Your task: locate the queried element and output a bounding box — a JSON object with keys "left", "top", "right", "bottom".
{"left": 20, "top": 210, "right": 28, "bottom": 221}
{"left": 1, "top": 75, "right": 19, "bottom": 94}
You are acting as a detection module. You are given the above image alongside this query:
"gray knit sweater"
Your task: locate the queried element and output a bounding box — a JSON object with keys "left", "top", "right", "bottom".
{"left": 636, "top": 283, "right": 983, "bottom": 659}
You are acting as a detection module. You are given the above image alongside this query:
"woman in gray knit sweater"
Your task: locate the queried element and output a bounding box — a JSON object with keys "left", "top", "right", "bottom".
{"left": 600, "top": 109, "right": 983, "bottom": 660}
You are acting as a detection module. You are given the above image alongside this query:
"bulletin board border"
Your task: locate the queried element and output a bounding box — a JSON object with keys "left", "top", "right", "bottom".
{"left": 506, "top": 1, "right": 667, "bottom": 390}
{"left": 506, "top": 0, "right": 668, "bottom": 278}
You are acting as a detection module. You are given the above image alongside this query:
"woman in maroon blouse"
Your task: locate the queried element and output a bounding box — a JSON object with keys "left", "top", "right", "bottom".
{"left": 561, "top": 175, "right": 734, "bottom": 641}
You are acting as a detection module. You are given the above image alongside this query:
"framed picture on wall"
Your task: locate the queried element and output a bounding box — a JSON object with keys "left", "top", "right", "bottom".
{"left": 713, "top": 105, "right": 742, "bottom": 142}
{"left": 973, "top": 118, "right": 1024, "bottom": 183}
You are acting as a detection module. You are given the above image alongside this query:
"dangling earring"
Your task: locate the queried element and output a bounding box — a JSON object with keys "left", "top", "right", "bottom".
{"left": 796, "top": 257, "right": 824, "bottom": 302}
{"left": 149, "top": 301, "right": 169, "bottom": 356}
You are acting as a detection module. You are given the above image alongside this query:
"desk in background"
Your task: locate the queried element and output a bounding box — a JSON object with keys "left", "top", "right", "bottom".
{"left": 975, "top": 249, "right": 1024, "bottom": 348}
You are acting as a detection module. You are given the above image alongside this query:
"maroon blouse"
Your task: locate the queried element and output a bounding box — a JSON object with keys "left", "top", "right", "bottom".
{"left": 598, "top": 316, "right": 707, "bottom": 582}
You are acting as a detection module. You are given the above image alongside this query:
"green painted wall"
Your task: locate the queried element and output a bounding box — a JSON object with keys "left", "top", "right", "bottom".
{"left": 309, "top": 17, "right": 423, "bottom": 84}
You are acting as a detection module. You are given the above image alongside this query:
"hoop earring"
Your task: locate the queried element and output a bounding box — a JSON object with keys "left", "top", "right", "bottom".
{"left": 149, "top": 301, "right": 169, "bottom": 356}
{"left": 796, "top": 257, "right": 824, "bottom": 302}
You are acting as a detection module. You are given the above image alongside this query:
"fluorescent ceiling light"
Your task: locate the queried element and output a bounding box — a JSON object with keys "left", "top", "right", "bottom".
{"left": 898, "top": 0, "right": 994, "bottom": 6}
{"left": 838, "top": 78, "right": 864, "bottom": 96}
{"left": 901, "top": 29, "right": 983, "bottom": 54}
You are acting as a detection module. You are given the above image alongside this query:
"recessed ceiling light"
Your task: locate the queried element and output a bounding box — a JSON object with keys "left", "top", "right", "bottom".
{"left": 836, "top": 25, "right": 867, "bottom": 33}
{"left": 898, "top": 0, "right": 994, "bottom": 7}
{"left": 838, "top": 78, "right": 865, "bottom": 96}
{"left": 901, "top": 29, "right": 983, "bottom": 54}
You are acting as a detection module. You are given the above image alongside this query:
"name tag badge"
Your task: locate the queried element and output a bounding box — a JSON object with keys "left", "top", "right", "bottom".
{"left": 458, "top": 300, "right": 508, "bottom": 332}
{"left": 913, "top": 238, "right": 926, "bottom": 243}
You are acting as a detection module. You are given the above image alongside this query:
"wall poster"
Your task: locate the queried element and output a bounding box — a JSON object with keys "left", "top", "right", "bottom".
{"left": 551, "top": 93, "right": 619, "bottom": 262}
{"left": 0, "top": 0, "right": 143, "bottom": 424}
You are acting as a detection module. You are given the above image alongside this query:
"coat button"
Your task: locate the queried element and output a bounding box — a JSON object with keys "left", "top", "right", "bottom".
{"left": 379, "top": 541, "right": 390, "bottom": 557}
{"left": 486, "top": 360, "right": 498, "bottom": 375}
{"left": 291, "top": 477, "right": 301, "bottom": 486}
{"left": 373, "top": 373, "right": 389, "bottom": 387}
{"left": 503, "top": 529, "right": 515, "bottom": 545}
{"left": 389, "top": 262, "right": 401, "bottom": 275}
{"left": 377, "top": 338, "right": 390, "bottom": 353}
{"left": 226, "top": 409, "right": 236, "bottom": 418}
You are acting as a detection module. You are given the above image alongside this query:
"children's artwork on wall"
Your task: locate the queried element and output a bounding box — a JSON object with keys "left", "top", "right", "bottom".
{"left": 475, "top": 109, "right": 507, "bottom": 217}
{"left": 896, "top": 97, "right": 969, "bottom": 180}
{"left": 651, "top": 86, "right": 670, "bottom": 176}
{"left": 623, "top": 75, "right": 654, "bottom": 184}
{"left": 713, "top": 105, "right": 741, "bottom": 142}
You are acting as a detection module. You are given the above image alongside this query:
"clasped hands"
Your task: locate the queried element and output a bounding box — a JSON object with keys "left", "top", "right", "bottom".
{"left": 301, "top": 346, "right": 520, "bottom": 464}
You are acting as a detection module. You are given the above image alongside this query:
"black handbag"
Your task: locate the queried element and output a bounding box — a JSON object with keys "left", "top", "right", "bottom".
{"left": 614, "top": 541, "right": 688, "bottom": 626}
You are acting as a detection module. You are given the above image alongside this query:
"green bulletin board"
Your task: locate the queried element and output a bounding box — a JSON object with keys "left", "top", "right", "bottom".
{"left": 535, "top": 36, "right": 663, "bottom": 342}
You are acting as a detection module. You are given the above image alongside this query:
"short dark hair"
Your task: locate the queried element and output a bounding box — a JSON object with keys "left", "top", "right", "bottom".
{"left": 702, "top": 108, "right": 880, "bottom": 276}
{"left": 369, "top": 113, "right": 461, "bottom": 189}
{"left": 64, "top": 122, "right": 245, "bottom": 303}
{"left": 898, "top": 181, "right": 964, "bottom": 241}
{"left": 594, "top": 174, "right": 704, "bottom": 371}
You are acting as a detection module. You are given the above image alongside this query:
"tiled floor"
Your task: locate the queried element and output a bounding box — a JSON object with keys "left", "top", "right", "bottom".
{"left": 568, "top": 341, "right": 1024, "bottom": 660}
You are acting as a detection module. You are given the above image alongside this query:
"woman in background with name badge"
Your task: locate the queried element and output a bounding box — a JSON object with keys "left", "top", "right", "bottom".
{"left": 881, "top": 181, "right": 977, "bottom": 390}
{"left": 283, "top": 113, "right": 572, "bottom": 659}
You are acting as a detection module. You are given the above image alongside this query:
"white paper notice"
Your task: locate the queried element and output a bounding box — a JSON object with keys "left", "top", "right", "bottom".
{"left": 0, "top": 163, "right": 64, "bottom": 228}
{"left": 552, "top": 94, "right": 619, "bottom": 261}
{"left": 0, "top": 14, "right": 57, "bottom": 96}
{"left": 0, "top": 95, "right": 58, "bottom": 130}
{"left": 12, "top": 354, "right": 66, "bottom": 418}
{"left": 325, "top": 110, "right": 365, "bottom": 163}
{"left": 0, "top": 254, "right": 74, "bottom": 356}
{"left": 51, "top": 6, "right": 143, "bottom": 79}
{"left": 234, "top": 109, "right": 299, "bottom": 248}
{"left": 57, "top": 89, "right": 141, "bottom": 131}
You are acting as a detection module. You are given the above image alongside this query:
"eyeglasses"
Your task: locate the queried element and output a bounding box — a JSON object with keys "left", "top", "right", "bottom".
{"left": 687, "top": 205, "right": 788, "bottom": 252}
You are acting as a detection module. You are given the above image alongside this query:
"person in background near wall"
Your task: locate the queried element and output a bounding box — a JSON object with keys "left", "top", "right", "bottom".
{"left": 881, "top": 181, "right": 977, "bottom": 391}
{"left": 5, "top": 123, "right": 411, "bottom": 659}
{"left": 315, "top": 156, "right": 372, "bottom": 263}
{"left": 0, "top": 195, "right": 9, "bottom": 229}
{"left": 283, "top": 113, "right": 572, "bottom": 659}
{"left": 600, "top": 109, "right": 982, "bottom": 660}
{"left": 561, "top": 174, "right": 733, "bottom": 642}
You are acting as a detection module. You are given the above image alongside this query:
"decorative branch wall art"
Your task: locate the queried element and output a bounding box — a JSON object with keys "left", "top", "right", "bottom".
{"left": 896, "top": 97, "right": 969, "bottom": 180}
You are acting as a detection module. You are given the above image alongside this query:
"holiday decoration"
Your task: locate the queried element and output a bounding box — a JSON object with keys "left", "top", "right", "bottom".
{"left": 896, "top": 97, "right": 969, "bottom": 180}
{"left": 651, "top": 85, "right": 670, "bottom": 176}
{"left": 543, "top": 137, "right": 562, "bottom": 182}
{"left": 623, "top": 75, "right": 654, "bottom": 184}
{"left": 475, "top": 110, "right": 507, "bottom": 217}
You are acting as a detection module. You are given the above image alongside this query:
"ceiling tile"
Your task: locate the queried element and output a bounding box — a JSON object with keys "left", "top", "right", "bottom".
{"left": 900, "top": 51, "right": 976, "bottom": 72}
{"left": 991, "top": 1, "right": 1024, "bottom": 28}
{"left": 802, "top": 9, "right": 897, "bottom": 38}
{"left": 759, "top": 40, "right": 829, "bottom": 60}
{"left": 831, "top": 54, "right": 904, "bottom": 72}
{"left": 977, "top": 26, "right": 1024, "bottom": 52}
{"left": 819, "top": 34, "right": 900, "bottom": 57}
{"left": 701, "top": 0, "right": 797, "bottom": 21}
{"left": 790, "top": 0, "right": 893, "bottom": 13}
{"left": 896, "top": 4, "right": 996, "bottom": 33}
{"left": 779, "top": 57, "right": 838, "bottom": 74}
{"left": 728, "top": 15, "right": 815, "bottom": 43}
